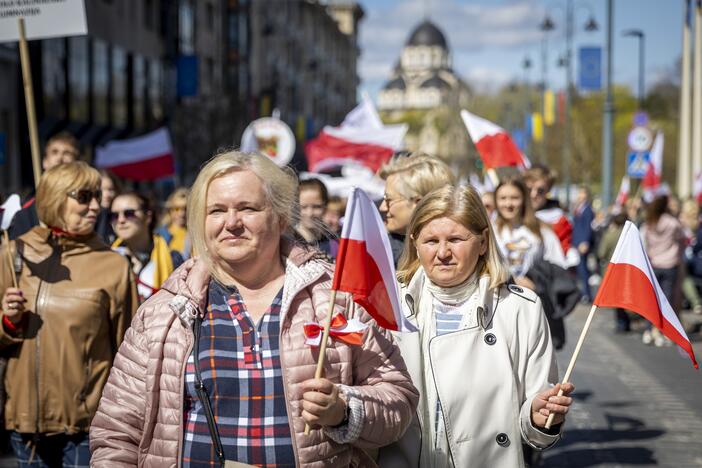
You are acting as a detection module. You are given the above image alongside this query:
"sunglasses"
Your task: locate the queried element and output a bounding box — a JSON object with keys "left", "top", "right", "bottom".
{"left": 109, "top": 209, "right": 142, "bottom": 223}
{"left": 68, "top": 189, "right": 102, "bottom": 205}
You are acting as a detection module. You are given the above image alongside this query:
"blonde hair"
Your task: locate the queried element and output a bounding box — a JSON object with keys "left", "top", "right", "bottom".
{"left": 680, "top": 198, "right": 700, "bottom": 232}
{"left": 397, "top": 185, "right": 510, "bottom": 290}
{"left": 187, "top": 150, "right": 299, "bottom": 279}
{"left": 161, "top": 187, "right": 190, "bottom": 227}
{"left": 378, "top": 153, "right": 456, "bottom": 200}
{"left": 36, "top": 161, "right": 101, "bottom": 228}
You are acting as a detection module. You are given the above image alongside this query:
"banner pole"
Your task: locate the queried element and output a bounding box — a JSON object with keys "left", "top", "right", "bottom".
{"left": 304, "top": 289, "right": 338, "bottom": 435}
{"left": 545, "top": 303, "right": 598, "bottom": 429}
{"left": 3, "top": 231, "right": 18, "bottom": 289}
{"left": 18, "top": 18, "right": 43, "bottom": 189}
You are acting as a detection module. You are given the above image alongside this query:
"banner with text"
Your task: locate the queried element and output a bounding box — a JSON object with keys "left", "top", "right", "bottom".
{"left": 0, "top": 0, "right": 86, "bottom": 43}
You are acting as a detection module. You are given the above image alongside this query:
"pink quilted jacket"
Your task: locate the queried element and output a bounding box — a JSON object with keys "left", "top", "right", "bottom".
{"left": 89, "top": 243, "right": 418, "bottom": 467}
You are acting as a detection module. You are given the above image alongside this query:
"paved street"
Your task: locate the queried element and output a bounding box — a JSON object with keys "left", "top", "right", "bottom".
{"left": 542, "top": 305, "right": 702, "bottom": 467}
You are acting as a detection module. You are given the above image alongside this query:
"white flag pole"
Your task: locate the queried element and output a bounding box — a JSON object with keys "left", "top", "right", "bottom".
{"left": 544, "top": 303, "right": 598, "bottom": 429}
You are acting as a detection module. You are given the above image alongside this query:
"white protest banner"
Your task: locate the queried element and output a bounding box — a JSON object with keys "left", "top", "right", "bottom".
{"left": 0, "top": 0, "right": 87, "bottom": 43}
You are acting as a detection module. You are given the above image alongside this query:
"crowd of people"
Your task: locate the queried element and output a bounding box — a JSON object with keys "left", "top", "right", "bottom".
{"left": 0, "top": 129, "right": 694, "bottom": 467}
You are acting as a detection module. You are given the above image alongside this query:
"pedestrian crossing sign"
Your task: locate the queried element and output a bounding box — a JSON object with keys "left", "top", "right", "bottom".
{"left": 626, "top": 151, "right": 650, "bottom": 178}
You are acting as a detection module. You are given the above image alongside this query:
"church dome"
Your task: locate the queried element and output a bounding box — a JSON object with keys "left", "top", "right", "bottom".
{"left": 420, "top": 74, "right": 450, "bottom": 89}
{"left": 406, "top": 20, "right": 448, "bottom": 49}
{"left": 384, "top": 76, "right": 406, "bottom": 90}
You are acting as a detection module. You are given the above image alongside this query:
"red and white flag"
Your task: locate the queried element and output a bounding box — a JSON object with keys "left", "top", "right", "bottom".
{"left": 305, "top": 95, "right": 407, "bottom": 173}
{"left": 95, "top": 127, "right": 175, "bottom": 181}
{"left": 615, "top": 176, "right": 630, "bottom": 207}
{"left": 461, "top": 110, "right": 530, "bottom": 170}
{"left": 332, "top": 188, "right": 417, "bottom": 332}
{"left": 641, "top": 131, "right": 664, "bottom": 201}
{"left": 1, "top": 194, "right": 21, "bottom": 231}
{"left": 694, "top": 172, "right": 702, "bottom": 205}
{"left": 595, "top": 221, "right": 698, "bottom": 368}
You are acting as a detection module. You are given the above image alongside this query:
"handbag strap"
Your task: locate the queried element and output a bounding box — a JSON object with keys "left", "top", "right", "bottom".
{"left": 192, "top": 314, "right": 226, "bottom": 466}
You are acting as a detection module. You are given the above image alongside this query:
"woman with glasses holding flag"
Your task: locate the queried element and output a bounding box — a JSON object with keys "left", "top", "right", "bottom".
{"left": 110, "top": 192, "right": 185, "bottom": 303}
{"left": 0, "top": 161, "right": 137, "bottom": 466}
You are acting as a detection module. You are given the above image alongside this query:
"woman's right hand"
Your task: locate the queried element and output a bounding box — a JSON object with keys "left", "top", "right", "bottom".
{"left": 2, "top": 288, "right": 26, "bottom": 324}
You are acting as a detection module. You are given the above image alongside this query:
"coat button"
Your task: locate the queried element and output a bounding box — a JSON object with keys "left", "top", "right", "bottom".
{"left": 508, "top": 284, "right": 524, "bottom": 294}
{"left": 496, "top": 433, "right": 510, "bottom": 447}
{"left": 484, "top": 333, "right": 496, "bottom": 345}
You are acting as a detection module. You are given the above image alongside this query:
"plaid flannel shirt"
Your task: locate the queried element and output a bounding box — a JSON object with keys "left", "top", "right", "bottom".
{"left": 182, "top": 280, "right": 295, "bottom": 468}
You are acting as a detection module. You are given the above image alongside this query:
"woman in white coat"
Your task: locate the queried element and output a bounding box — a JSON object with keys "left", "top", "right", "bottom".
{"left": 378, "top": 185, "right": 574, "bottom": 468}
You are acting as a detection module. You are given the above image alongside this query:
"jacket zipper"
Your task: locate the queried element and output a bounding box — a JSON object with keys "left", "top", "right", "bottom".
{"left": 34, "top": 278, "right": 44, "bottom": 437}
{"left": 176, "top": 324, "right": 194, "bottom": 468}
{"left": 278, "top": 266, "right": 327, "bottom": 467}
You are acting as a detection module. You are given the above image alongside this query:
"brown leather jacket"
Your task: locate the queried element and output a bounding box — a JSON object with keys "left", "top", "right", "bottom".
{"left": 0, "top": 226, "right": 137, "bottom": 435}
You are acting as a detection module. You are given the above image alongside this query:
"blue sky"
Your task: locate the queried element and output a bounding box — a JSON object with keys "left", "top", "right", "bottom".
{"left": 356, "top": 0, "right": 684, "bottom": 99}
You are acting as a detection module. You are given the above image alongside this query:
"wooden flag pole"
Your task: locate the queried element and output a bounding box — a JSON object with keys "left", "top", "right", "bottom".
{"left": 304, "top": 289, "right": 338, "bottom": 435}
{"left": 18, "top": 18, "right": 43, "bottom": 189}
{"left": 3, "top": 231, "right": 19, "bottom": 289}
{"left": 544, "top": 303, "right": 598, "bottom": 429}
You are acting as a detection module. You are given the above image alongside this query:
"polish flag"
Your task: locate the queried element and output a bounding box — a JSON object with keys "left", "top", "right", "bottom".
{"left": 535, "top": 207, "right": 573, "bottom": 253}
{"left": 642, "top": 132, "right": 664, "bottom": 202}
{"left": 95, "top": 127, "right": 175, "bottom": 181}
{"left": 694, "top": 173, "right": 702, "bottom": 205}
{"left": 595, "top": 221, "right": 698, "bottom": 368}
{"left": 461, "top": 110, "right": 530, "bottom": 170}
{"left": 305, "top": 95, "right": 408, "bottom": 173}
{"left": 1, "top": 194, "right": 21, "bottom": 230}
{"left": 615, "top": 176, "right": 630, "bottom": 206}
{"left": 332, "top": 188, "right": 417, "bottom": 332}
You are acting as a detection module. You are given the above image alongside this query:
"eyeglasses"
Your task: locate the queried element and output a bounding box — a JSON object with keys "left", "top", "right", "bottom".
{"left": 109, "top": 209, "right": 141, "bottom": 223}
{"left": 382, "top": 194, "right": 411, "bottom": 208}
{"left": 68, "top": 189, "right": 102, "bottom": 205}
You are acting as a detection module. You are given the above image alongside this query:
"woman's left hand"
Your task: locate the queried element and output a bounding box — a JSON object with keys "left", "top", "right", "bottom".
{"left": 300, "top": 378, "right": 347, "bottom": 428}
{"left": 531, "top": 382, "right": 575, "bottom": 428}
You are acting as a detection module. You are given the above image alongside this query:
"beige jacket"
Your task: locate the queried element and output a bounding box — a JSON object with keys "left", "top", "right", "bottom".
{"left": 378, "top": 272, "right": 562, "bottom": 468}
{"left": 90, "top": 243, "right": 418, "bottom": 467}
{"left": 0, "top": 226, "right": 136, "bottom": 434}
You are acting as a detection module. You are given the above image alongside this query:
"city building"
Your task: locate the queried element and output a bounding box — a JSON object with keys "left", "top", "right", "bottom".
{"left": 0, "top": 0, "right": 363, "bottom": 192}
{"left": 377, "top": 20, "right": 472, "bottom": 166}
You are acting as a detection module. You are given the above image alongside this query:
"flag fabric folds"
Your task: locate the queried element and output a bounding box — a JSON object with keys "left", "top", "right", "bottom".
{"left": 594, "top": 221, "right": 698, "bottom": 368}
{"left": 615, "top": 176, "right": 631, "bottom": 207}
{"left": 461, "top": 110, "right": 531, "bottom": 170}
{"left": 332, "top": 188, "right": 417, "bottom": 332}
{"left": 305, "top": 95, "right": 407, "bottom": 173}
{"left": 95, "top": 127, "right": 175, "bottom": 181}
{"left": 1, "top": 195, "right": 21, "bottom": 231}
{"left": 642, "top": 131, "right": 664, "bottom": 201}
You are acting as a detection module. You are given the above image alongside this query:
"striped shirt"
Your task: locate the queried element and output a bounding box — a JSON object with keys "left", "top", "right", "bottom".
{"left": 182, "top": 279, "right": 295, "bottom": 468}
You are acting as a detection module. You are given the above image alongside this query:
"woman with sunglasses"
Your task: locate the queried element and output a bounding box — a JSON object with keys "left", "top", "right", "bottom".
{"left": 110, "top": 192, "right": 185, "bottom": 304}
{"left": 0, "top": 162, "right": 137, "bottom": 466}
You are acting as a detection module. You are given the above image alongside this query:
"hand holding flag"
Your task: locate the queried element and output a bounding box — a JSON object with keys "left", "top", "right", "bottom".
{"left": 545, "top": 220, "right": 697, "bottom": 429}
{"left": 304, "top": 187, "right": 416, "bottom": 434}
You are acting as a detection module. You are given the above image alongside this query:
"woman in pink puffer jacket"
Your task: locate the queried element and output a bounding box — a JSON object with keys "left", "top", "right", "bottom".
{"left": 89, "top": 151, "right": 418, "bottom": 468}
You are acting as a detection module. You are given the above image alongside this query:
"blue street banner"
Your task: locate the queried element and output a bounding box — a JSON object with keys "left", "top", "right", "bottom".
{"left": 578, "top": 46, "right": 602, "bottom": 91}
{"left": 177, "top": 55, "right": 198, "bottom": 97}
{"left": 512, "top": 129, "right": 527, "bottom": 152}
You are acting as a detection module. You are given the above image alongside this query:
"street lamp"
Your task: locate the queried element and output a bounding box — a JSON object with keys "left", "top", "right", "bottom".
{"left": 540, "top": 1, "right": 598, "bottom": 208}
{"left": 622, "top": 29, "right": 645, "bottom": 108}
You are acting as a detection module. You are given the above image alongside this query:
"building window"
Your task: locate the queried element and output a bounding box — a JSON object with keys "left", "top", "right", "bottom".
{"left": 179, "top": 0, "right": 195, "bottom": 54}
{"left": 41, "top": 38, "right": 67, "bottom": 120}
{"left": 148, "top": 59, "right": 163, "bottom": 123}
{"left": 92, "top": 39, "right": 109, "bottom": 125}
{"left": 68, "top": 36, "right": 89, "bottom": 122}
{"left": 133, "top": 55, "right": 146, "bottom": 128}
{"left": 111, "top": 47, "right": 127, "bottom": 127}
